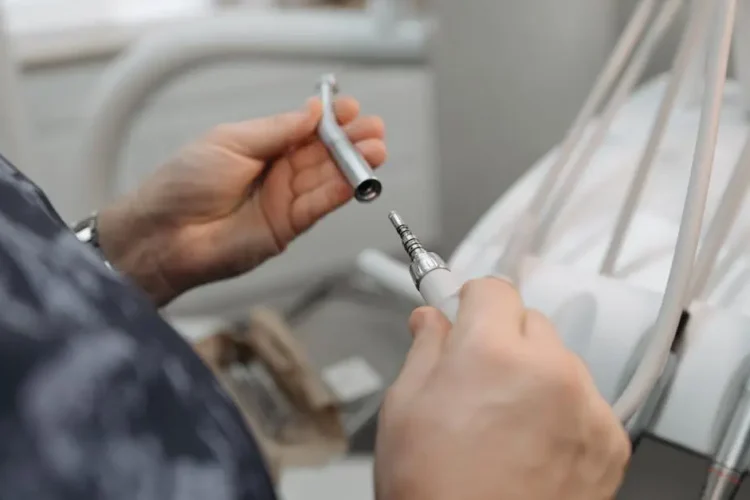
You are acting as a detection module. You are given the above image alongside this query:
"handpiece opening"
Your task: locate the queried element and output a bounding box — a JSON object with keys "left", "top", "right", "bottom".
{"left": 355, "top": 179, "right": 383, "bottom": 202}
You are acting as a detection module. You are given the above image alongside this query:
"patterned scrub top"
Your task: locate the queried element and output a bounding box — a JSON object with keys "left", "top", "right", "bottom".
{"left": 0, "top": 154, "right": 276, "bottom": 500}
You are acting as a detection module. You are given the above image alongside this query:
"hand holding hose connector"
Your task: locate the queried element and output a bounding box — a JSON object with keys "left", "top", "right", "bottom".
{"left": 381, "top": 213, "right": 631, "bottom": 500}
{"left": 317, "top": 74, "right": 383, "bottom": 202}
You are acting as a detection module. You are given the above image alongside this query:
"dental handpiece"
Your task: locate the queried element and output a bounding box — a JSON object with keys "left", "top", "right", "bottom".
{"left": 317, "top": 74, "right": 382, "bottom": 203}
{"left": 389, "top": 211, "right": 462, "bottom": 322}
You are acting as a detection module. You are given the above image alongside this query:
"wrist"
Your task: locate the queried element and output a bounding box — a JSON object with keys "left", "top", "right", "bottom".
{"left": 97, "top": 196, "right": 177, "bottom": 307}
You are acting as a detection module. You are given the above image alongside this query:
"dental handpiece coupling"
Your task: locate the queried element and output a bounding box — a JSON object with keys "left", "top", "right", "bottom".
{"left": 388, "top": 211, "right": 447, "bottom": 289}
{"left": 389, "top": 211, "right": 461, "bottom": 321}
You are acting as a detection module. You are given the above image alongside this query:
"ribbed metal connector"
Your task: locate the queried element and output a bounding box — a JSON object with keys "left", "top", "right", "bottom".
{"left": 388, "top": 211, "right": 447, "bottom": 289}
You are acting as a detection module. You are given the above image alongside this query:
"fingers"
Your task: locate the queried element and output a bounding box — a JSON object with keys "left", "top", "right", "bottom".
{"left": 291, "top": 138, "right": 387, "bottom": 196}
{"left": 342, "top": 116, "right": 386, "bottom": 144}
{"left": 455, "top": 277, "right": 526, "bottom": 341}
{"left": 523, "top": 309, "right": 563, "bottom": 345}
{"left": 409, "top": 306, "right": 452, "bottom": 341}
{"left": 290, "top": 114, "right": 386, "bottom": 173}
{"left": 288, "top": 139, "right": 386, "bottom": 232}
{"left": 305, "top": 95, "right": 361, "bottom": 127}
{"left": 215, "top": 109, "right": 316, "bottom": 160}
{"left": 288, "top": 177, "right": 351, "bottom": 232}
{"left": 395, "top": 307, "right": 451, "bottom": 390}
{"left": 209, "top": 96, "right": 361, "bottom": 160}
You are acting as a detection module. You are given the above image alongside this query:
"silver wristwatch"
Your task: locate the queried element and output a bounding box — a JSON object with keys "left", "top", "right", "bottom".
{"left": 72, "top": 213, "right": 112, "bottom": 269}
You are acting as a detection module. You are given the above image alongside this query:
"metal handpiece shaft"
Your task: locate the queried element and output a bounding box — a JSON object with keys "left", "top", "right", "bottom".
{"left": 317, "top": 74, "right": 382, "bottom": 202}
{"left": 389, "top": 211, "right": 426, "bottom": 261}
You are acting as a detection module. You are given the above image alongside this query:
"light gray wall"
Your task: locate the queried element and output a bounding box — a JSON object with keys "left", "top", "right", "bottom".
{"left": 431, "top": 0, "right": 619, "bottom": 250}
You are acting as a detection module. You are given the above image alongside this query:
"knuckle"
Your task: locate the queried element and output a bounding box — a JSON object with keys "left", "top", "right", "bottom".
{"left": 558, "top": 366, "right": 585, "bottom": 398}
{"left": 524, "top": 309, "right": 566, "bottom": 347}
{"left": 458, "top": 278, "right": 480, "bottom": 301}
{"left": 460, "top": 277, "right": 523, "bottom": 307}
{"left": 592, "top": 403, "right": 632, "bottom": 466}
{"left": 468, "top": 334, "right": 515, "bottom": 362}
{"left": 545, "top": 354, "right": 587, "bottom": 399}
{"left": 526, "top": 308, "right": 556, "bottom": 332}
{"left": 464, "top": 332, "right": 525, "bottom": 371}
{"left": 612, "top": 426, "right": 633, "bottom": 465}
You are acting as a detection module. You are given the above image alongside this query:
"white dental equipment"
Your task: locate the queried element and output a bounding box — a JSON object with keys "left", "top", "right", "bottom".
{"left": 359, "top": 0, "right": 750, "bottom": 497}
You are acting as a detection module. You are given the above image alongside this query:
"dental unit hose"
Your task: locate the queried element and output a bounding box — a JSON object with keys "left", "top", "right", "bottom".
{"left": 317, "top": 73, "right": 382, "bottom": 202}
{"left": 389, "top": 211, "right": 461, "bottom": 322}
{"left": 612, "top": 0, "right": 736, "bottom": 423}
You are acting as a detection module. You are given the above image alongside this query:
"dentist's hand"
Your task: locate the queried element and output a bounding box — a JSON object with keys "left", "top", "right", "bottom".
{"left": 375, "top": 278, "right": 631, "bottom": 500}
{"left": 97, "top": 97, "right": 386, "bottom": 305}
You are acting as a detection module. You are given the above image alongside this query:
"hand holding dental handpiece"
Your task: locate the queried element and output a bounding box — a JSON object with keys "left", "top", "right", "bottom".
{"left": 381, "top": 213, "right": 631, "bottom": 499}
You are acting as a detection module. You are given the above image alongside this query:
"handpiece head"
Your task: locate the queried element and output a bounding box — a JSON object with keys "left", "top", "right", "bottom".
{"left": 316, "top": 73, "right": 339, "bottom": 94}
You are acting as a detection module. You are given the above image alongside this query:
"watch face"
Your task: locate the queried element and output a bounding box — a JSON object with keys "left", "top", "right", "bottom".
{"left": 75, "top": 225, "right": 94, "bottom": 242}
{"left": 73, "top": 215, "right": 98, "bottom": 245}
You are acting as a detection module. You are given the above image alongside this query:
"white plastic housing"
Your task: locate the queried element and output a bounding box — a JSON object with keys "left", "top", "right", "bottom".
{"left": 419, "top": 268, "right": 461, "bottom": 322}
{"left": 518, "top": 259, "right": 750, "bottom": 456}
{"left": 517, "top": 259, "right": 660, "bottom": 404}
{"left": 450, "top": 78, "right": 750, "bottom": 457}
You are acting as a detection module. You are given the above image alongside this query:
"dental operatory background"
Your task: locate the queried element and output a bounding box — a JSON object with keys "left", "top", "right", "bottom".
{"left": 7, "top": 0, "right": 750, "bottom": 498}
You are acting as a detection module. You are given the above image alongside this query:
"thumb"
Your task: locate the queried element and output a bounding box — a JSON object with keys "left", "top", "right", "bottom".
{"left": 215, "top": 97, "right": 361, "bottom": 160}
{"left": 233, "top": 104, "right": 320, "bottom": 159}
{"left": 396, "top": 307, "right": 451, "bottom": 389}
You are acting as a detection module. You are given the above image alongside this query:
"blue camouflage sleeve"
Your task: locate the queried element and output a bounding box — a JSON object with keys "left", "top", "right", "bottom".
{"left": 0, "top": 154, "right": 276, "bottom": 500}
